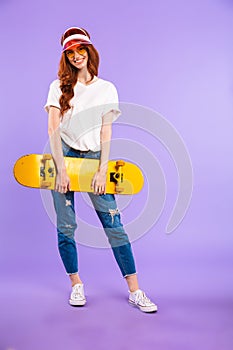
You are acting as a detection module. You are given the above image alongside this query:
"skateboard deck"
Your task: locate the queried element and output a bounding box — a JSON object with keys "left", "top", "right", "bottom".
{"left": 13, "top": 154, "right": 144, "bottom": 195}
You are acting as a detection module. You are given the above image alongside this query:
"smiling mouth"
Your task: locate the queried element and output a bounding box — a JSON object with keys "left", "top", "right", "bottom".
{"left": 74, "top": 58, "right": 84, "bottom": 63}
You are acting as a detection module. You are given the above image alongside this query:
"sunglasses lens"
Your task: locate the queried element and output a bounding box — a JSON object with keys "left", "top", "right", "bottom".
{"left": 66, "top": 46, "right": 86, "bottom": 59}
{"left": 77, "top": 47, "right": 86, "bottom": 55}
{"left": 66, "top": 51, "right": 74, "bottom": 59}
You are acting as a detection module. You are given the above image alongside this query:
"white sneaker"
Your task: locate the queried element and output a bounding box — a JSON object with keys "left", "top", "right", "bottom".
{"left": 129, "top": 289, "right": 158, "bottom": 313}
{"left": 69, "top": 283, "right": 86, "bottom": 306}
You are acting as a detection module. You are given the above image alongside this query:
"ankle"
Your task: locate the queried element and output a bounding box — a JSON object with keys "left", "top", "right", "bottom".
{"left": 129, "top": 288, "right": 140, "bottom": 294}
{"left": 69, "top": 273, "right": 83, "bottom": 287}
{"left": 125, "top": 274, "right": 139, "bottom": 292}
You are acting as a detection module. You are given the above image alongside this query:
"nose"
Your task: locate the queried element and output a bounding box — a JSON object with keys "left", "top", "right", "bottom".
{"left": 74, "top": 50, "right": 83, "bottom": 59}
{"left": 74, "top": 52, "right": 80, "bottom": 59}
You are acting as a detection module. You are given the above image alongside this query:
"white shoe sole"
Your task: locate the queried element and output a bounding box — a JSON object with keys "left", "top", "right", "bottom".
{"left": 129, "top": 299, "right": 158, "bottom": 313}
{"left": 69, "top": 299, "right": 86, "bottom": 306}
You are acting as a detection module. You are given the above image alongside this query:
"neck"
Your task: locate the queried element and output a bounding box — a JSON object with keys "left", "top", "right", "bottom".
{"left": 77, "top": 67, "right": 92, "bottom": 84}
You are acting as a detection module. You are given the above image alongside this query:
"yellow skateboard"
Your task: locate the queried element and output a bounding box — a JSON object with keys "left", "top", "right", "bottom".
{"left": 13, "top": 154, "right": 144, "bottom": 195}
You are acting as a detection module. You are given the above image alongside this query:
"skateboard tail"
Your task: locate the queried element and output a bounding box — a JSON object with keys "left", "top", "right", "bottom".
{"left": 13, "top": 154, "right": 45, "bottom": 189}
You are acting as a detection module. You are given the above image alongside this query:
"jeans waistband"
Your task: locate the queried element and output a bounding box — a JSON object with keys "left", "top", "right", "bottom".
{"left": 61, "top": 139, "right": 101, "bottom": 159}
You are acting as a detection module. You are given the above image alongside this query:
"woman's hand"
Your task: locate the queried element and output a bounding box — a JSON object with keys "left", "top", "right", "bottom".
{"left": 91, "top": 169, "right": 107, "bottom": 195}
{"left": 55, "top": 168, "right": 70, "bottom": 193}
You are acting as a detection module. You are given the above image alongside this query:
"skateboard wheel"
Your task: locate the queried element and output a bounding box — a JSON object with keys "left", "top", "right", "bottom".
{"left": 48, "top": 167, "right": 54, "bottom": 173}
{"left": 41, "top": 181, "right": 52, "bottom": 188}
{"left": 43, "top": 154, "right": 52, "bottom": 160}
{"left": 116, "top": 160, "right": 125, "bottom": 167}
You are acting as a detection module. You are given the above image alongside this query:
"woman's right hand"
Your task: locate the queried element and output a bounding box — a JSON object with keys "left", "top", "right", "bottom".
{"left": 55, "top": 168, "right": 70, "bottom": 193}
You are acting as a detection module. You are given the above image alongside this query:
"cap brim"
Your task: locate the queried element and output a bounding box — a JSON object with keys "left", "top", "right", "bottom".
{"left": 62, "top": 40, "right": 91, "bottom": 52}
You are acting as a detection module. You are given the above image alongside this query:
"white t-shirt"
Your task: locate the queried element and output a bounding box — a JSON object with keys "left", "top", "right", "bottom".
{"left": 44, "top": 78, "right": 121, "bottom": 151}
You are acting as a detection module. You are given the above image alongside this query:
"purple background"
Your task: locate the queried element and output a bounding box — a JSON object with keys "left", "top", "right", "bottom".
{"left": 1, "top": 0, "right": 233, "bottom": 349}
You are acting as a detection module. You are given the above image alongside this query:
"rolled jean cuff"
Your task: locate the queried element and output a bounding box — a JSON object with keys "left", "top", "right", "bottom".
{"left": 66, "top": 271, "right": 78, "bottom": 276}
{"left": 123, "top": 272, "right": 137, "bottom": 278}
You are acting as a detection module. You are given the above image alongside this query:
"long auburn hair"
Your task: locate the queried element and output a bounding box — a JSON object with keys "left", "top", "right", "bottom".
{"left": 58, "top": 28, "right": 99, "bottom": 116}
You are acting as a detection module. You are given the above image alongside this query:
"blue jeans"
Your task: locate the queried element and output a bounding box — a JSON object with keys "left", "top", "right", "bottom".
{"left": 51, "top": 140, "right": 136, "bottom": 277}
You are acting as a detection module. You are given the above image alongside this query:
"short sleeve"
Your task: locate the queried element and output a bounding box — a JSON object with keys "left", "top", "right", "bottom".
{"left": 44, "top": 79, "right": 61, "bottom": 113}
{"left": 101, "top": 83, "right": 121, "bottom": 121}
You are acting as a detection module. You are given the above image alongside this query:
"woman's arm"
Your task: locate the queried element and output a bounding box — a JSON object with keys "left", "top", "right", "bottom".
{"left": 48, "top": 106, "right": 70, "bottom": 193}
{"left": 91, "top": 111, "right": 114, "bottom": 194}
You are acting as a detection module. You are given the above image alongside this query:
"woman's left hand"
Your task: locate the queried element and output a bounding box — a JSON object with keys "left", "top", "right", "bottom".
{"left": 91, "top": 169, "right": 107, "bottom": 195}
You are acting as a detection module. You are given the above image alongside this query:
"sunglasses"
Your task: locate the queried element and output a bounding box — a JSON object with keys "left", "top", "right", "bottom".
{"left": 66, "top": 46, "right": 87, "bottom": 59}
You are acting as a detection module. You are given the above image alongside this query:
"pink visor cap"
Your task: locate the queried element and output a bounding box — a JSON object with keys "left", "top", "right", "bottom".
{"left": 62, "top": 28, "right": 92, "bottom": 51}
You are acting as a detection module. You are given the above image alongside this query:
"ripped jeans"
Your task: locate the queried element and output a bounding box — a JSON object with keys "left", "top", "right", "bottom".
{"left": 51, "top": 140, "right": 136, "bottom": 278}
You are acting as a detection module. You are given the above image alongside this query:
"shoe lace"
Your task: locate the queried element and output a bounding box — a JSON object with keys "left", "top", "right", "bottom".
{"left": 135, "top": 291, "right": 152, "bottom": 306}
{"left": 73, "top": 284, "right": 83, "bottom": 298}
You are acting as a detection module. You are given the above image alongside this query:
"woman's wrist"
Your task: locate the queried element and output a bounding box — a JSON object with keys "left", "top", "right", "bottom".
{"left": 98, "top": 164, "right": 108, "bottom": 174}
{"left": 57, "top": 165, "right": 67, "bottom": 174}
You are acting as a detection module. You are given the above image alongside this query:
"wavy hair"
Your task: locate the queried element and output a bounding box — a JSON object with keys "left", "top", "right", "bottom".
{"left": 58, "top": 28, "right": 99, "bottom": 116}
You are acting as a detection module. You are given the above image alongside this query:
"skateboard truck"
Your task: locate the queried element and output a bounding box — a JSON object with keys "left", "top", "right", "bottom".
{"left": 40, "top": 154, "right": 55, "bottom": 189}
{"left": 110, "top": 160, "right": 125, "bottom": 193}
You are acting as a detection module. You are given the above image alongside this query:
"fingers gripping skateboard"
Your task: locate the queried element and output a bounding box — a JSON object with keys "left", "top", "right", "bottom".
{"left": 40, "top": 156, "right": 126, "bottom": 192}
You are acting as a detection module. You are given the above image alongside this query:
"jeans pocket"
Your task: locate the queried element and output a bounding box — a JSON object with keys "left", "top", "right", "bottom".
{"left": 61, "top": 139, "right": 71, "bottom": 156}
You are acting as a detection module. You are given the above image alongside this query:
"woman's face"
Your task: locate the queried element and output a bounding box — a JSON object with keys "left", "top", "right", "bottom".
{"left": 65, "top": 45, "right": 88, "bottom": 69}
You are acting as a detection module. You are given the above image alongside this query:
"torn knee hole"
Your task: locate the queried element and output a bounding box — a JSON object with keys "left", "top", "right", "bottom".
{"left": 65, "top": 224, "right": 74, "bottom": 229}
{"left": 109, "top": 208, "right": 119, "bottom": 224}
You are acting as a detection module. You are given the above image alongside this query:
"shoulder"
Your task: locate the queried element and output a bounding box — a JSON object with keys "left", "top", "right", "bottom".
{"left": 46, "top": 79, "right": 61, "bottom": 98}
{"left": 97, "top": 78, "right": 118, "bottom": 92}
{"left": 49, "top": 79, "right": 60, "bottom": 90}
{"left": 96, "top": 78, "right": 119, "bottom": 104}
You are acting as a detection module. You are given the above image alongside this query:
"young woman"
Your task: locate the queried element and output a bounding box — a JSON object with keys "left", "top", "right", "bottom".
{"left": 45, "top": 27, "right": 157, "bottom": 313}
